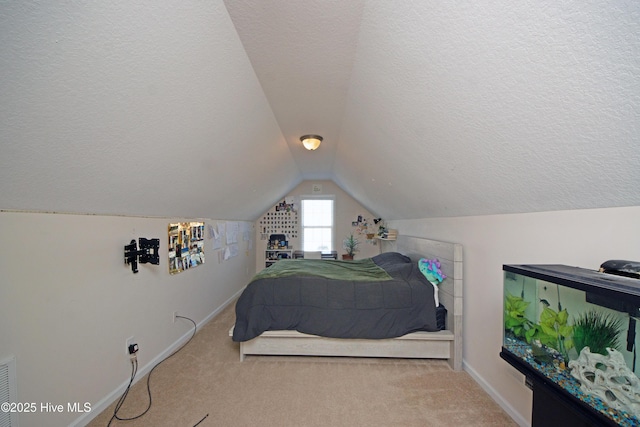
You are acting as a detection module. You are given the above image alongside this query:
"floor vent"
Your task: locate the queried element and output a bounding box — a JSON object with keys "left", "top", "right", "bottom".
{"left": 0, "top": 356, "right": 17, "bottom": 427}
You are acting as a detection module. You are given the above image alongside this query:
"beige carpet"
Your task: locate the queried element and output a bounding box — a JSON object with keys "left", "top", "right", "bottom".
{"left": 88, "top": 304, "right": 518, "bottom": 427}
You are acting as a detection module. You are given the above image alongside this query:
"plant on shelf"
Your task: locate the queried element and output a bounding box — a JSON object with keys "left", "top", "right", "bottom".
{"left": 374, "top": 218, "right": 387, "bottom": 237}
{"left": 360, "top": 218, "right": 375, "bottom": 239}
{"left": 573, "top": 310, "right": 623, "bottom": 356}
{"left": 365, "top": 221, "right": 376, "bottom": 239}
{"left": 342, "top": 233, "right": 360, "bottom": 260}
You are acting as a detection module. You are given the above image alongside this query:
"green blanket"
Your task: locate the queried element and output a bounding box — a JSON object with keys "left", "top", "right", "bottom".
{"left": 252, "top": 258, "right": 392, "bottom": 282}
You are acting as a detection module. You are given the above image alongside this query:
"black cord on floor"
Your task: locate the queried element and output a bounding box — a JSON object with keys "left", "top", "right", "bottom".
{"left": 107, "top": 315, "right": 197, "bottom": 426}
{"left": 107, "top": 355, "right": 138, "bottom": 426}
{"left": 193, "top": 413, "right": 209, "bottom": 426}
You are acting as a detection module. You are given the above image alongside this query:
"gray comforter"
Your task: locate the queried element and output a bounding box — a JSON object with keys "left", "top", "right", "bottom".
{"left": 232, "top": 252, "right": 439, "bottom": 342}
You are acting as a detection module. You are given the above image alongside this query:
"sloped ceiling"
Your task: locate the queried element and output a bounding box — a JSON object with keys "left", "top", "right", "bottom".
{"left": 226, "top": 1, "right": 640, "bottom": 220}
{"left": 1, "top": 1, "right": 639, "bottom": 221}
{"left": 0, "top": 1, "right": 300, "bottom": 220}
{"left": 222, "top": 0, "right": 366, "bottom": 182}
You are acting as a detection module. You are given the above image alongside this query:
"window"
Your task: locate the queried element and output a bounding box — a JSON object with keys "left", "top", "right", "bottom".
{"left": 301, "top": 198, "right": 334, "bottom": 252}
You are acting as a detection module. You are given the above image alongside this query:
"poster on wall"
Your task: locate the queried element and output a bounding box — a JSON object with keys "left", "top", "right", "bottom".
{"left": 258, "top": 199, "right": 298, "bottom": 240}
{"left": 168, "top": 221, "right": 205, "bottom": 274}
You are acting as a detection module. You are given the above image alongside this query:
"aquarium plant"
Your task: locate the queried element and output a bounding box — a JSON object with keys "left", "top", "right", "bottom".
{"left": 573, "top": 310, "right": 623, "bottom": 356}
{"left": 504, "top": 293, "right": 542, "bottom": 343}
{"left": 505, "top": 293, "right": 575, "bottom": 362}
{"left": 536, "top": 306, "right": 574, "bottom": 362}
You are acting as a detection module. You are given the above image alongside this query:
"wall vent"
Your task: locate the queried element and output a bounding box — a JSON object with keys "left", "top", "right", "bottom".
{"left": 0, "top": 356, "right": 17, "bottom": 427}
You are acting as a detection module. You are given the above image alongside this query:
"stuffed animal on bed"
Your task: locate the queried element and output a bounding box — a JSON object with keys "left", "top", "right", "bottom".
{"left": 419, "top": 258, "right": 446, "bottom": 286}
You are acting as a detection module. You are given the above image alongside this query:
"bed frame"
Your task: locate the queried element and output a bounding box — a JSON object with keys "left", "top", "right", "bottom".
{"left": 229, "top": 236, "right": 463, "bottom": 370}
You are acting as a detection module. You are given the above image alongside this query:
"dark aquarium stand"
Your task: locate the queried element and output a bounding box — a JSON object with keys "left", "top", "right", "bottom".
{"left": 501, "top": 264, "right": 640, "bottom": 427}
{"left": 501, "top": 347, "right": 616, "bottom": 426}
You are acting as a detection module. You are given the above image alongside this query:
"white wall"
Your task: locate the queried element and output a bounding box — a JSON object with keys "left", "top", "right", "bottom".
{"left": 0, "top": 211, "right": 254, "bottom": 427}
{"left": 391, "top": 206, "right": 640, "bottom": 426}
{"left": 254, "top": 180, "right": 382, "bottom": 272}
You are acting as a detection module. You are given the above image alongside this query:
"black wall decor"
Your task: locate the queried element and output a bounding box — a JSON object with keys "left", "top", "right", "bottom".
{"left": 124, "top": 238, "right": 160, "bottom": 273}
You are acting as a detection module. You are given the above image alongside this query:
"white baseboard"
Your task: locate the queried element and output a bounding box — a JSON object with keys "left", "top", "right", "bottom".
{"left": 71, "top": 289, "right": 243, "bottom": 427}
{"left": 463, "top": 360, "right": 531, "bottom": 427}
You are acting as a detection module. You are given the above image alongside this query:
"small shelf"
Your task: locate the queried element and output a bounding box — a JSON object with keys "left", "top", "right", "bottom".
{"left": 376, "top": 231, "right": 398, "bottom": 254}
{"left": 265, "top": 249, "right": 292, "bottom": 267}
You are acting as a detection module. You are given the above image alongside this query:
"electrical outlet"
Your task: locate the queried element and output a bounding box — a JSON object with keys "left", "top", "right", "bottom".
{"left": 173, "top": 311, "right": 178, "bottom": 323}
{"left": 126, "top": 336, "right": 136, "bottom": 355}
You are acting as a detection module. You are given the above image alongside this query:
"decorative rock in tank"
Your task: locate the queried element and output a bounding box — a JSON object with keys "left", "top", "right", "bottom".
{"left": 569, "top": 346, "right": 640, "bottom": 415}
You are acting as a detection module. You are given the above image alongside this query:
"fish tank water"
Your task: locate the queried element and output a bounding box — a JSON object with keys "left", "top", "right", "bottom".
{"left": 501, "top": 264, "right": 640, "bottom": 426}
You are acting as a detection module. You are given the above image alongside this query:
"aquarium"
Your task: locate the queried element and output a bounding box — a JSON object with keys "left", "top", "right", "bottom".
{"left": 501, "top": 264, "right": 640, "bottom": 427}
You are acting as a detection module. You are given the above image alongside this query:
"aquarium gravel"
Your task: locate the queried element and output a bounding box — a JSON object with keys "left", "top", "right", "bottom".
{"left": 505, "top": 336, "right": 640, "bottom": 427}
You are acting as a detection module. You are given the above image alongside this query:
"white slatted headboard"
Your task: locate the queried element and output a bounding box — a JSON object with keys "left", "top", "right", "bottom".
{"left": 395, "top": 235, "right": 463, "bottom": 370}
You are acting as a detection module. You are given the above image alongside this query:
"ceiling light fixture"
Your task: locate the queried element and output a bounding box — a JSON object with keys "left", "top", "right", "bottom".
{"left": 300, "top": 134, "right": 323, "bottom": 151}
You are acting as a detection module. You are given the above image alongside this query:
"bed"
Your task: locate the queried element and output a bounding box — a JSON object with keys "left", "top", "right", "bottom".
{"left": 229, "top": 236, "right": 463, "bottom": 370}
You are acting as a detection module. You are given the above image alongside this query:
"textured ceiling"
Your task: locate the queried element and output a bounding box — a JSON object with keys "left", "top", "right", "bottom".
{"left": 1, "top": 1, "right": 639, "bottom": 221}
{"left": 223, "top": 0, "right": 366, "bottom": 180}
{"left": 227, "top": 0, "right": 640, "bottom": 219}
